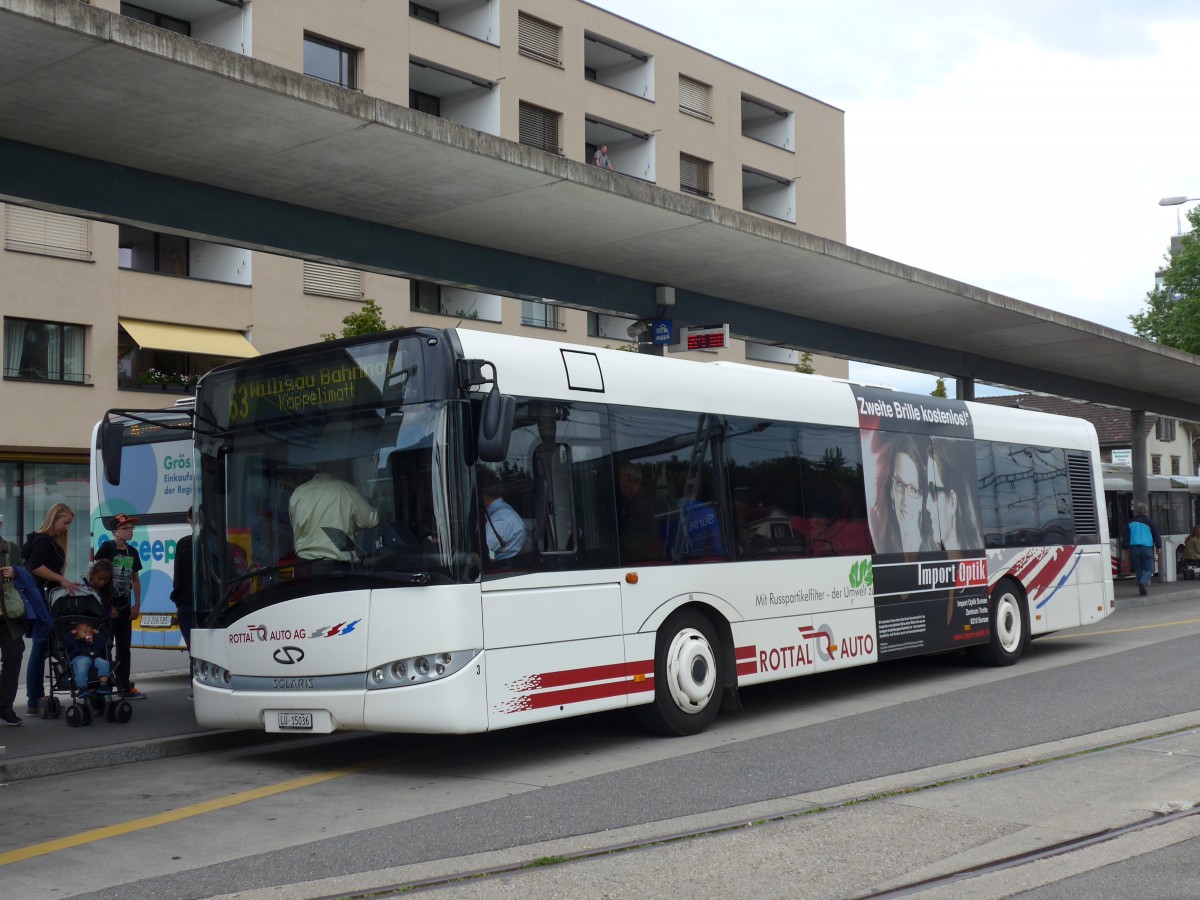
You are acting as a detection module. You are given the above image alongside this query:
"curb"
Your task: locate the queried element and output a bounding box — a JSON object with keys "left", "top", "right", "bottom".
{"left": 0, "top": 729, "right": 285, "bottom": 783}
{"left": 1114, "top": 586, "right": 1200, "bottom": 610}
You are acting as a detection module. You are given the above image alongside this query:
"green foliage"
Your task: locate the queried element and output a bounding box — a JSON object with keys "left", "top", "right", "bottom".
{"left": 795, "top": 352, "right": 815, "bottom": 374}
{"left": 321, "top": 298, "right": 395, "bottom": 341}
{"left": 1130, "top": 206, "right": 1200, "bottom": 353}
{"left": 931, "top": 376, "right": 948, "bottom": 398}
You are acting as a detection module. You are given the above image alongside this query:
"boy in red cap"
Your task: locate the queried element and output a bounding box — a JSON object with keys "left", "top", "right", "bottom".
{"left": 95, "top": 513, "right": 145, "bottom": 698}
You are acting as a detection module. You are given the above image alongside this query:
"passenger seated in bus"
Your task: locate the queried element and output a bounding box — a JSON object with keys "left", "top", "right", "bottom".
{"left": 288, "top": 464, "right": 379, "bottom": 561}
{"left": 617, "top": 462, "right": 663, "bottom": 563}
{"left": 478, "top": 468, "right": 527, "bottom": 563}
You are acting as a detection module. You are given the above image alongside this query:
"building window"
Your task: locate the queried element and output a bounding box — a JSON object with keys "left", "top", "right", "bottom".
{"left": 4, "top": 205, "right": 92, "bottom": 261}
{"left": 302, "top": 261, "right": 363, "bottom": 300}
{"left": 304, "top": 34, "right": 357, "bottom": 88}
{"left": 1156, "top": 417, "right": 1177, "bottom": 442}
{"left": 679, "top": 75, "right": 712, "bottom": 119}
{"left": 1172, "top": 456, "right": 1181, "bottom": 476}
{"left": 518, "top": 12, "right": 561, "bottom": 65}
{"left": 409, "top": 2, "right": 439, "bottom": 24}
{"left": 410, "top": 89, "right": 441, "bottom": 117}
{"left": 3, "top": 317, "right": 86, "bottom": 383}
{"left": 121, "top": 2, "right": 189, "bottom": 35}
{"left": 1152, "top": 455, "right": 1162, "bottom": 475}
{"left": 118, "top": 225, "right": 188, "bottom": 276}
{"left": 518, "top": 102, "right": 560, "bottom": 153}
{"left": 680, "top": 153, "right": 713, "bottom": 198}
{"left": 522, "top": 300, "right": 561, "bottom": 330}
{"left": 410, "top": 280, "right": 443, "bottom": 314}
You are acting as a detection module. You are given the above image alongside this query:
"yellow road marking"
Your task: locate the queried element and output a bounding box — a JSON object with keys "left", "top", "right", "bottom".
{"left": 1041, "top": 617, "right": 1200, "bottom": 640}
{"left": 0, "top": 751, "right": 410, "bottom": 866}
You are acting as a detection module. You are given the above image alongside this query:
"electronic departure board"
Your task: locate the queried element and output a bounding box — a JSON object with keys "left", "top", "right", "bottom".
{"left": 673, "top": 324, "right": 729, "bottom": 352}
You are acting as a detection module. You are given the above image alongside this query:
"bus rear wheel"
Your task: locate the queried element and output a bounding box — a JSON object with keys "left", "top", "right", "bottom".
{"left": 970, "top": 579, "right": 1029, "bottom": 667}
{"left": 638, "top": 609, "right": 724, "bottom": 736}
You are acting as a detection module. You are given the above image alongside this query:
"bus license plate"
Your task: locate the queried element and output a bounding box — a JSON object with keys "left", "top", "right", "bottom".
{"left": 277, "top": 712, "right": 313, "bottom": 730}
{"left": 138, "top": 614, "right": 173, "bottom": 628}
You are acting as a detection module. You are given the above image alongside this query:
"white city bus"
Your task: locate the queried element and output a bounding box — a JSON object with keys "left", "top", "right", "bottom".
{"left": 101, "top": 328, "right": 1112, "bottom": 736}
{"left": 91, "top": 402, "right": 193, "bottom": 649}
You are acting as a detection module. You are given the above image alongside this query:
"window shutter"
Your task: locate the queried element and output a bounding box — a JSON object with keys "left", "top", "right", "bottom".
{"left": 680, "top": 153, "right": 712, "bottom": 197}
{"left": 518, "top": 13, "right": 560, "bottom": 64}
{"left": 302, "top": 261, "right": 363, "bottom": 300}
{"left": 4, "top": 205, "right": 91, "bottom": 260}
{"left": 518, "top": 102, "right": 560, "bottom": 153}
{"left": 678, "top": 75, "right": 711, "bottom": 118}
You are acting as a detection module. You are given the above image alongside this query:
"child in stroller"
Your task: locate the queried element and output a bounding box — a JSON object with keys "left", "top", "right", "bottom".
{"left": 43, "top": 580, "right": 135, "bottom": 726}
{"left": 63, "top": 620, "right": 112, "bottom": 695}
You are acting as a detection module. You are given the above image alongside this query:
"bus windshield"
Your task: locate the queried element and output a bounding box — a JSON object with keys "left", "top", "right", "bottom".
{"left": 194, "top": 399, "right": 475, "bottom": 626}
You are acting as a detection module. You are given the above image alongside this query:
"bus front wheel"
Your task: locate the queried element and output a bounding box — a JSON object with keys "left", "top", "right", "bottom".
{"left": 970, "top": 579, "right": 1029, "bottom": 667}
{"left": 638, "top": 609, "right": 724, "bottom": 736}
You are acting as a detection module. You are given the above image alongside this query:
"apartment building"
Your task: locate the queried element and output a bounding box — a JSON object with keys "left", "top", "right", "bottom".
{"left": 1, "top": 0, "right": 848, "bottom": 573}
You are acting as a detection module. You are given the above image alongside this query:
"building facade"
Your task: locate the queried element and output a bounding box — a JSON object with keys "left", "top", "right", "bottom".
{"left": 1, "top": 0, "right": 848, "bottom": 575}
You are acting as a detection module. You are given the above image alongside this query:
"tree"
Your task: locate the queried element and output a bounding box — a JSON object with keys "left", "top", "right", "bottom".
{"left": 1130, "top": 205, "right": 1200, "bottom": 354}
{"left": 931, "top": 377, "right": 948, "bottom": 398}
{"left": 795, "top": 352, "right": 815, "bottom": 374}
{"left": 321, "top": 298, "right": 395, "bottom": 341}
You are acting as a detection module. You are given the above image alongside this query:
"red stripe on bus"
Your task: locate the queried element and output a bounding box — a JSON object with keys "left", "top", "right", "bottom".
{"left": 736, "top": 661, "right": 757, "bottom": 676}
{"left": 526, "top": 660, "right": 653, "bottom": 690}
{"left": 522, "top": 676, "right": 655, "bottom": 710}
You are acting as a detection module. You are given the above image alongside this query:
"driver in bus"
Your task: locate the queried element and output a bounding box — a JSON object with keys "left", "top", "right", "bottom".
{"left": 288, "top": 462, "right": 379, "bottom": 561}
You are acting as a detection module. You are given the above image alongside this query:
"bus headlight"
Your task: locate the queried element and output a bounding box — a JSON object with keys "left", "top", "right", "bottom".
{"left": 192, "top": 658, "right": 231, "bottom": 687}
{"left": 366, "top": 649, "right": 478, "bottom": 689}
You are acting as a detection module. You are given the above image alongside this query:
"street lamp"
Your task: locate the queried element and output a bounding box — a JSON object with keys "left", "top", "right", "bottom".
{"left": 1159, "top": 196, "right": 1199, "bottom": 234}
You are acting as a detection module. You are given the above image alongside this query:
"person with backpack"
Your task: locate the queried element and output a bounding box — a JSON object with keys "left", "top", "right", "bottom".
{"left": 1124, "top": 502, "right": 1162, "bottom": 597}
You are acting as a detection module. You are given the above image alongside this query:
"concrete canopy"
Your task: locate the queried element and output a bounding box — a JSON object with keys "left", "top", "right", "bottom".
{"left": 1, "top": 0, "right": 1198, "bottom": 419}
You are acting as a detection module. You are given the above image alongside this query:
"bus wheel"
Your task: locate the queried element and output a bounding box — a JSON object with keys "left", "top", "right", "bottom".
{"left": 638, "top": 609, "right": 724, "bottom": 736}
{"left": 970, "top": 579, "right": 1029, "bottom": 667}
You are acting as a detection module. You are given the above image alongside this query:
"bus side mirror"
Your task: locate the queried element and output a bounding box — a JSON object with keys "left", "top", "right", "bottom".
{"left": 477, "top": 385, "right": 515, "bottom": 463}
{"left": 100, "top": 420, "right": 124, "bottom": 486}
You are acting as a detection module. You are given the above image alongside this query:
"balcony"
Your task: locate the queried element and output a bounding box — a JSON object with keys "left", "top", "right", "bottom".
{"left": 119, "top": 225, "right": 251, "bottom": 285}
{"left": 409, "top": 60, "right": 500, "bottom": 136}
{"left": 584, "top": 33, "right": 654, "bottom": 101}
{"left": 409, "top": 0, "right": 497, "bottom": 45}
{"left": 741, "top": 94, "right": 793, "bottom": 151}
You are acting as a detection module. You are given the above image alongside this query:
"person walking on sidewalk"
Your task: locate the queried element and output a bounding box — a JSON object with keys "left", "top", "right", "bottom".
{"left": 1124, "top": 502, "right": 1162, "bottom": 597}
{"left": 0, "top": 512, "right": 25, "bottom": 725}
{"left": 95, "top": 513, "right": 146, "bottom": 699}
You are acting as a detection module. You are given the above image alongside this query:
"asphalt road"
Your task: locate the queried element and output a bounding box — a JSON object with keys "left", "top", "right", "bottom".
{"left": 4, "top": 599, "right": 1200, "bottom": 899}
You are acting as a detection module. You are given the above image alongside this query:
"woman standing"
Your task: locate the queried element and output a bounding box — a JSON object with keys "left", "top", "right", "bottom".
{"left": 22, "top": 503, "right": 79, "bottom": 715}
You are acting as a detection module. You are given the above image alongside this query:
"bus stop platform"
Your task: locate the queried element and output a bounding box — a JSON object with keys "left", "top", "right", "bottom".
{"left": 1, "top": 575, "right": 1198, "bottom": 782}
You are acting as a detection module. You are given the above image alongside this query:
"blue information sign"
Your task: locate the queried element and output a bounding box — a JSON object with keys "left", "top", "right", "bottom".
{"left": 652, "top": 320, "right": 674, "bottom": 345}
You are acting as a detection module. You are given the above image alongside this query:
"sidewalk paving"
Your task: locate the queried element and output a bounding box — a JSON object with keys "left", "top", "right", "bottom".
{"left": 1, "top": 576, "right": 1197, "bottom": 782}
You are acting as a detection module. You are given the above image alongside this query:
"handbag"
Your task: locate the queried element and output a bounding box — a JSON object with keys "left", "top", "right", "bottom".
{"left": 1, "top": 544, "right": 24, "bottom": 619}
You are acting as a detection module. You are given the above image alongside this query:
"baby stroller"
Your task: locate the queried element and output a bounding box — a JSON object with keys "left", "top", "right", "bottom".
{"left": 42, "top": 586, "right": 135, "bottom": 727}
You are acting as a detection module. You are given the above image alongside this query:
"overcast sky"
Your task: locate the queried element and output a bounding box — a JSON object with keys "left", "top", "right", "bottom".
{"left": 590, "top": 0, "right": 1200, "bottom": 395}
